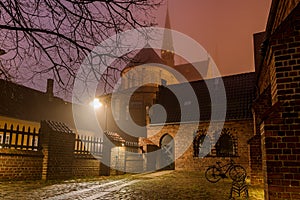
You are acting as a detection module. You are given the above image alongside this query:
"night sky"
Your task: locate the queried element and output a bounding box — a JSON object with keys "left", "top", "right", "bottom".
{"left": 154, "top": 0, "right": 272, "bottom": 76}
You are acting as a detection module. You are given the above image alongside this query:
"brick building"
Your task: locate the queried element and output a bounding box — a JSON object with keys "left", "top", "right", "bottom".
{"left": 103, "top": 6, "right": 255, "bottom": 174}
{"left": 249, "top": 0, "right": 300, "bottom": 199}
{"left": 101, "top": 6, "right": 215, "bottom": 145}
{"left": 147, "top": 72, "right": 255, "bottom": 172}
{"left": 1, "top": 3, "right": 300, "bottom": 200}
{"left": 113, "top": 1, "right": 300, "bottom": 199}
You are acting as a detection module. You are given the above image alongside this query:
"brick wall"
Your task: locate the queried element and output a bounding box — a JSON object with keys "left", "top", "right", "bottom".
{"left": 248, "top": 135, "right": 263, "bottom": 184}
{"left": 0, "top": 120, "right": 106, "bottom": 181}
{"left": 249, "top": 87, "right": 272, "bottom": 185}
{"left": 257, "top": 3, "right": 300, "bottom": 199}
{"left": 40, "top": 121, "right": 75, "bottom": 180}
{"left": 269, "top": 0, "right": 300, "bottom": 35}
{"left": 147, "top": 120, "right": 253, "bottom": 174}
{"left": 0, "top": 149, "right": 43, "bottom": 180}
{"left": 73, "top": 155, "right": 101, "bottom": 177}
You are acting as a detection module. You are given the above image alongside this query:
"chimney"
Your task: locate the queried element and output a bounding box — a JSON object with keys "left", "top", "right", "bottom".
{"left": 46, "top": 79, "right": 54, "bottom": 101}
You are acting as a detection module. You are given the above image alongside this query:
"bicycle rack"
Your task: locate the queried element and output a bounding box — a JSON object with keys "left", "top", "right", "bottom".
{"left": 229, "top": 173, "right": 249, "bottom": 200}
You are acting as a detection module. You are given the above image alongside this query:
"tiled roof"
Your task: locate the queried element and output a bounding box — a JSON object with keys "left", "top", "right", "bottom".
{"left": 43, "top": 120, "right": 73, "bottom": 133}
{"left": 150, "top": 72, "right": 255, "bottom": 124}
{"left": 105, "top": 131, "right": 125, "bottom": 143}
{"left": 122, "top": 44, "right": 209, "bottom": 83}
{"left": 173, "top": 60, "right": 209, "bottom": 82}
{"left": 139, "top": 137, "right": 156, "bottom": 146}
{"left": 125, "top": 44, "right": 164, "bottom": 68}
{"left": 104, "top": 131, "right": 139, "bottom": 147}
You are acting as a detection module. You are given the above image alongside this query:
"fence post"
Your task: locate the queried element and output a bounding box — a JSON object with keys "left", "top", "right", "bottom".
{"left": 40, "top": 121, "right": 75, "bottom": 180}
{"left": 100, "top": 134, "right": 112, "bottom": 176}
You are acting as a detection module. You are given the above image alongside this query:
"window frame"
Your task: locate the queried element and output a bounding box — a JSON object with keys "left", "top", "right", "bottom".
{"left": 193, "top": 133, "right": 211, "bottom": 158}
{"left": 193, "top": 129, "right": 238, "bottom": 158}
{"left": 215, "top": 133, "right": 236, "bottom": 157}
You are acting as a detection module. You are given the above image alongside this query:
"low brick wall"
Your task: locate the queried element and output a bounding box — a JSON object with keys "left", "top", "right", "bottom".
{"left": 0, "top": 150, "right": 104, "bottom": 181}
{"left": 0, "top": 120, "right": 106, "bottom": 180}
{"left": 0, "top": 149, "right": 43, "bottom": 181}
{"left": 73, "top": 155, "right": 101, "bottom": 177}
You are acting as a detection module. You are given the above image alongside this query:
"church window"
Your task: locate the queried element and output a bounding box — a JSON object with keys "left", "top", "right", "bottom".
{"left": 215, "top": 133, "right": 235, "bottom": 157}
{"left": 193, "top": 134, "right": 211, "bottom": 157}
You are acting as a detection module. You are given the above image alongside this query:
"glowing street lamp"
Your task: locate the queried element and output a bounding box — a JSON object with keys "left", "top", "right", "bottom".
{"left": 90, "top": 97, "right": 108, "bottom": 132}
{"left": 90, "top": 98, "right": 102, "bottom": 109}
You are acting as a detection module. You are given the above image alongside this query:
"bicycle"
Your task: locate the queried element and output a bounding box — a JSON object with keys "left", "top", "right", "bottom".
{"left": 205, "top": 159, "right": 246, "bottom": 183}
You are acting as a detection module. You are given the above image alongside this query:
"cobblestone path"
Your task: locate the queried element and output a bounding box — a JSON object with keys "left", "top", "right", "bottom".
{"left": 0, "top": 171, "right": 264, "bottom": 200}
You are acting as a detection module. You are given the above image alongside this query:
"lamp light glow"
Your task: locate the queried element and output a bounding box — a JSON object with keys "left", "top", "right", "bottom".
{"left": 90, "top": 98, "right": 102, "bottom": 109}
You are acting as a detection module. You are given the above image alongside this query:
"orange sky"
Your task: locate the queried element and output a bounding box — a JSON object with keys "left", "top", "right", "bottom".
{"left": 154, "top": 0, "right": 272, "bottom": 76}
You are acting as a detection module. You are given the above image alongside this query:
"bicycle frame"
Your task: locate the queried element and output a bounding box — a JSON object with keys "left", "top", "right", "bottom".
{"left": 205, "top": 159, "right": 246, "bottom": 183}
{"left": 215, "top": 160, "right": 235, "bottom": 174}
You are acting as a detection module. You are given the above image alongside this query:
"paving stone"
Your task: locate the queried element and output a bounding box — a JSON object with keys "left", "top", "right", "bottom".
{"left": 0, "top": 171, "right": 264, "bottom": 200}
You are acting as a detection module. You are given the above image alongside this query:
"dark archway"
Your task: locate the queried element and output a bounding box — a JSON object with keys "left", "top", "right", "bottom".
{"left": 159, "top": 134, "right": 175, "bottom": 170}
{"left": 215, "top": 133, "right": 235, "bottom": 157}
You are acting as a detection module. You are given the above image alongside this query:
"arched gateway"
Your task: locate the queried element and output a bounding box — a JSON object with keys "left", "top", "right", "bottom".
{"left": 159, "top": 134, "right": 175, "bottom": 170}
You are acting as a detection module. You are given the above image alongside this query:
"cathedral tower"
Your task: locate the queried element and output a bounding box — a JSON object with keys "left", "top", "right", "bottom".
{"left": 161, "top": 6, "right": 175, "bottom": 67}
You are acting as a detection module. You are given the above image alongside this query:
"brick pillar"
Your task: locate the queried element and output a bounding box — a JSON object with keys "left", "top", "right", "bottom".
{"left": 260, "top": 107, "right": 286, "bottom": 200}
{"left": 260, "top": 6, "right": 300, "bottom": 199}
{"left": 251, "top": 87, "right": 271, "bottom": 185}
{"left": 40, "top": 121, "right": 75, "bottom": 180}
{"left": 100, "top": 135, "right": 112, "bottom": 176}
{"left": 248, "top": 135, "right": 263, "bottom": 185}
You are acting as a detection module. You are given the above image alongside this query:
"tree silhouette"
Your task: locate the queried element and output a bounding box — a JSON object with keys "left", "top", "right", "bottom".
{"left": 0, "top": 0, "right": 162, "bottom": 94}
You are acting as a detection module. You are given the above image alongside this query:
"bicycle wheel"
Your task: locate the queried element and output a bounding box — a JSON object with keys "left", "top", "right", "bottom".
{"left": 229, "top": 165, "right": 246, "bottom": 181}
{"left": 205, "top": 166, "right": 221, "bottom": 183}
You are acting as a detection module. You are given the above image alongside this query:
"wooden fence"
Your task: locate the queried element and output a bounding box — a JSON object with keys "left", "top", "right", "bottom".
{"left": 0, "top": 123, "right": 103, "bottom": 157}
{"left": 74, "top": 134, "right": 103, "bottom": 157}
{"left": 0, "top": 123, "right": 40, "bottom": 150}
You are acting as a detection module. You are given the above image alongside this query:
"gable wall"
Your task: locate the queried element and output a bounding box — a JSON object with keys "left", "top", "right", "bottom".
{"left": 147, "top": 119, "right": 253, "bottom": 174}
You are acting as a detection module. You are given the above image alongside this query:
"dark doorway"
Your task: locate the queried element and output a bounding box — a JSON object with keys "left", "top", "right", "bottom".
{"left": 160, "top": 134, "right": 175, "bottom": 170}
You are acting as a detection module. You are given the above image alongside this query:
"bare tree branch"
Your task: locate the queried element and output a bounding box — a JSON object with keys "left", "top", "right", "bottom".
{"left": 0, "top": 0, "right": 163, "bottom": 97}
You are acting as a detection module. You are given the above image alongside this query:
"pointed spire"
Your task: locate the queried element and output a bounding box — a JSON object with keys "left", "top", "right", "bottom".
{"left": 164, "top": 4, "right": 172, "bottom": 33}
{"left": 161, "top": 2, "right": 175, "bottom": 66}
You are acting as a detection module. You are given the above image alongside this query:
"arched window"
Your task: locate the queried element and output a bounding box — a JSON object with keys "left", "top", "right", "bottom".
{"left": 215, "top": 133, "right": 235, "bottom": 157}
{"left": 193, "top": 134, "right": 211, "bottom": 157}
